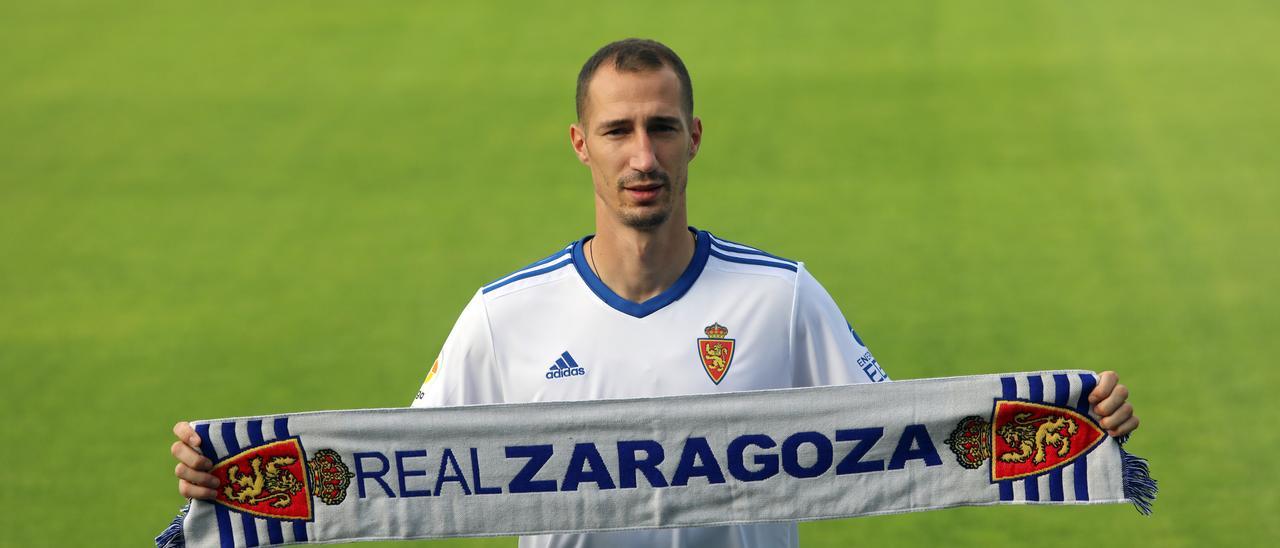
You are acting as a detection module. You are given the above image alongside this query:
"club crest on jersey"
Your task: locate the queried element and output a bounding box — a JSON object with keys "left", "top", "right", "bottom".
{"left": 210, "top": 438, "right": 355, "bottom": 520}
{"left": 696, "top": 323, "right": 736, "bottom": 385}
{"left": 945, "top": 400, "right": 1106, "bottom": 482}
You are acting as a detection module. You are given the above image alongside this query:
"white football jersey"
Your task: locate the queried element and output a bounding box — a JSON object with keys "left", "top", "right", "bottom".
{"left": 412, "top": 228, "right": 888, "bottom": 548}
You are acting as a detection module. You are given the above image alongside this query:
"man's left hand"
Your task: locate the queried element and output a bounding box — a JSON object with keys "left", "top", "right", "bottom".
{"left": 1088, "top": 371, "right": 1139, "bottom": 437}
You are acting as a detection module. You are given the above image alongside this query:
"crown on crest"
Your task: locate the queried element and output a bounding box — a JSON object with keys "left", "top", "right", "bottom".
{"left": 704, "top": 323, "right": 729, "bottom": 339}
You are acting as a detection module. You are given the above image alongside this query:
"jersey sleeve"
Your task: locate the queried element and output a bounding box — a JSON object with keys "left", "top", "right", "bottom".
{"left": 410, "top": 290, "right": 505, "bottom": 407}
{"left": 790, "top": 264, "right": 889, "bottom": 386}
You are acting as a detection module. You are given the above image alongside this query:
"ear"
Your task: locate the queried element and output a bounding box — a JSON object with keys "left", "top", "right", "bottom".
{"left": 688, "top": 116, "right": 703, "bottom": 160}
{"left": 570, "top": 123, "right": 590, "bottom": 165}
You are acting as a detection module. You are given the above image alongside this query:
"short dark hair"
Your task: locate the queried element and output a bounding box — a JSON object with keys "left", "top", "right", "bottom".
{"left": 575, "top": 38, "right": 694, "bottom": 124}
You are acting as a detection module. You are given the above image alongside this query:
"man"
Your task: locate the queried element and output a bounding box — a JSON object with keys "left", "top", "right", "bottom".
{"left": 171, "top": 38, "right": 1139, "bottom": 547}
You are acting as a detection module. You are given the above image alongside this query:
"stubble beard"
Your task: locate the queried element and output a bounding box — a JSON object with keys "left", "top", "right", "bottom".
{"left": 615, "top": 170, "right": 682, "bottom": 230}
{"left": 620, "top": 204, "right": 670, "bottom": 230}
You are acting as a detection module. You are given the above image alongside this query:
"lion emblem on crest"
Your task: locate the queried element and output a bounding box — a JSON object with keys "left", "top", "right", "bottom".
{"left": 224, "top": 455, "right": 304, "bottom": 508}
{"left": 703, "top": 343, "right": 730, "bottom": 372}
{"left": 996, "top": 412, "right": 1078, "bottom": 464}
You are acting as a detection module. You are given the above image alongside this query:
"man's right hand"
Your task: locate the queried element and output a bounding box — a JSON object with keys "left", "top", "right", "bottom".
{"left": 172, "top": 421, "right": 219, "bottom": 499}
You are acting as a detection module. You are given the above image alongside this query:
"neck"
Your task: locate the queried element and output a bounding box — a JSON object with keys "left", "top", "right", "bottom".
{"left": 588, "top": 220, "right": 696, "bottom": 304}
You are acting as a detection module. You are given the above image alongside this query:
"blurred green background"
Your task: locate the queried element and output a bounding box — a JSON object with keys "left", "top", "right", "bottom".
{"left": 2, "top": 0, "right": 1276, "bottom": 546}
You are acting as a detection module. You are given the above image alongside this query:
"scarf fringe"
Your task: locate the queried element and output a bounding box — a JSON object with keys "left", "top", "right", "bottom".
{"left": 155, "top": 501, "right": 189, "bottom": 548}
{"left": 1119, "top": 439, "right": 1158, "bottom": 515}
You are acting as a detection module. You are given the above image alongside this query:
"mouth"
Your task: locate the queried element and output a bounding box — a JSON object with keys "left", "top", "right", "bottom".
{"left": 623, "top": 183, "right": 665, "bottom": 202}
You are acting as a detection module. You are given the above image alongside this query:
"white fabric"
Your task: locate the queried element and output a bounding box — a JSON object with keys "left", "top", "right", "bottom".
{"left": 412, "top": 230, "right": 885, "bottom": 547}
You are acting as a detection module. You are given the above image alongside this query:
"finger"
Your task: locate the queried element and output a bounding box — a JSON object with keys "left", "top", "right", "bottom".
{"left": 1090, "top": 371, "right": 1118, "bottom": 404}
{"left": 178, "top": 478, "right": 218, "bottom": 500}
{"left": 173, "top": 421, "right": 202, "bottom": 448}
{"left": 171, "top": 440, "right": 213, "bottom": 470}
{"left": 1100, "top": 402, "right": 1133, "bottom": 430}
{"left": 1109, "top": 414, "right": 1140, "bottom": 437}
{"left": 175, "top": 462, "right": 220, "bottom": 489}
{"left": 1094, "top": 384, "right": 1130, "bottom": 416}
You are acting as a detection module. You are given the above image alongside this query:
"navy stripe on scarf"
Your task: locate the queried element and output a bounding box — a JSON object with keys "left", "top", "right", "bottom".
{"left": 195, "top": 423, "right": 235, "bottom": 548}
{"left": 1048, "top": 374, "right": 1070, "bottom": 501}
{"left": 998, "top": 376, "right": 1016, "bottom": 501}
{"left": 1075, "top": 374, "right": 1097, "bottom": 500}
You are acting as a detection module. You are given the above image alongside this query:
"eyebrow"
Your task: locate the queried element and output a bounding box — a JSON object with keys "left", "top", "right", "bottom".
{"left": 597, "top": 115, "right": 684, "bottom": 131}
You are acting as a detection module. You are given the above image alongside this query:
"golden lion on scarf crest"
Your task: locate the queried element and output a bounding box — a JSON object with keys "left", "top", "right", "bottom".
{"left": 997, "top": 412, "right": 1078, "bottom": 464}
{"left": 224, "top": 455, "right": 304, "bottom": 507}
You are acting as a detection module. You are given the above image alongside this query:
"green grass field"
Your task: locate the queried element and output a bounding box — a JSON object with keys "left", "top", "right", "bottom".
{"left": 2, "top": 1, "right": 1277, "bottom": 546}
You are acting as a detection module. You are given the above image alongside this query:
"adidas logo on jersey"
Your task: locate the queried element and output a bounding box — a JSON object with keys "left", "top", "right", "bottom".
{"left": 546, "top": 351, "right": 586, "bottom": 379}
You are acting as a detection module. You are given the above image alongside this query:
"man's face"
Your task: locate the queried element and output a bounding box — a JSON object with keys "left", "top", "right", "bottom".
{"left": 571, "top": 65, "right": 702, "bottom": 231}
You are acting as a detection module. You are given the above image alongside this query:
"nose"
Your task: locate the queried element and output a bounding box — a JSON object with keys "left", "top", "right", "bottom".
{"left": 628, "top": 129, "right": 658, "bottom": 174}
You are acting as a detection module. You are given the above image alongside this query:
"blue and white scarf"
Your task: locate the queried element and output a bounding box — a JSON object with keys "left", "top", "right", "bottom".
{"left": 157, "top": 370, "right": 1156, "bottom": 548}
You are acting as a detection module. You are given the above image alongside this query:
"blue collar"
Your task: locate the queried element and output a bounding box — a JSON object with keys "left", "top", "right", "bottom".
{"left": 572, "top": 227, "right": 711, "bottom": 318}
